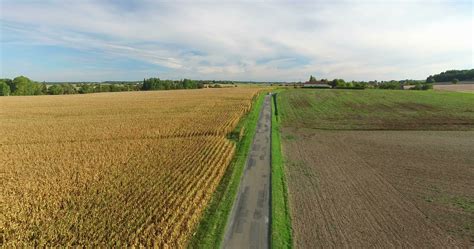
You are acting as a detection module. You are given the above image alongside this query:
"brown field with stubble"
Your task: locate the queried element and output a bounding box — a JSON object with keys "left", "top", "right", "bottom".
{"left": 434, "top": 83, "right": 474, "bottom": 93}
{"left": 0, "top": 88, "right": 260, "bottom": 247}
{"left": 283, "top": 129, "right": 473, "bottom": 248}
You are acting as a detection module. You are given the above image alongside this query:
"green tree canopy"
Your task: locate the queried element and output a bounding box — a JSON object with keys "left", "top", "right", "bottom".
{"left": 10, "top": 76, "right": 42, "bottom": 95}
{"left": 328, "top": 79, "right": 345, "bottom": 88}
{"left": 48, "top": 84, "right": 64, "bottom": 95}
{"left": 12, "top": 76, "right": 33, "bottom": 95}
{"left": 0, "top": 80, "right": 11, "bottom": 96}
{"left": 427, "top": 69, "right": 474, "bottom": 82}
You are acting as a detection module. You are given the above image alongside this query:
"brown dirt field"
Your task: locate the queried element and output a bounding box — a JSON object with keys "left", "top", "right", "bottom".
{"left": 282, "top": 128, "right": 474, "bottom": 248}
{"left": 434, "top": 84, "right": 474, "bottom": 93}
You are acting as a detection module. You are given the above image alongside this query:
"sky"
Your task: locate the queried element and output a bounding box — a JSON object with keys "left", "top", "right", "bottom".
{"left": 0, "top": 0, "right": 473, "bottom": 82}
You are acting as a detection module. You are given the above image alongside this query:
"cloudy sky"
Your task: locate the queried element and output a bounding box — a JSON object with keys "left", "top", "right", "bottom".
{"left": 0, "top": 0, "right": 472, "bottom": 82}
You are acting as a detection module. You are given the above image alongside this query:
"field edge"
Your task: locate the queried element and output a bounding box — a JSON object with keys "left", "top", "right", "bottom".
{"left": 187, "top": 90, "right": 267, "bottom": 248}
{"left": 271, "top": 91, "right": 293, "bottom": 249}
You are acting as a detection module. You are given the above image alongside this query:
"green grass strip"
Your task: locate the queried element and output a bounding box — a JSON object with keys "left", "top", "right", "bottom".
{"left": 271, "top": 91, "right": 293, "bottom": 248}
{"left": 188, "top": 91, "right": 267, "bottom": 248}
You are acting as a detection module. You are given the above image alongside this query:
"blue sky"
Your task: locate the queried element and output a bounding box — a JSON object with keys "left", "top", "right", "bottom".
{"left": 0, "top": 0, "right": 472, "bottom": 82}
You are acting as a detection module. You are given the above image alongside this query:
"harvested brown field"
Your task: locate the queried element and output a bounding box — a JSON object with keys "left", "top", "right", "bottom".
{"left": 434, "top": 83, "right": 474, "bottom": 93}
{"left": 282, "top": 129, "right": 474, "bottom": 248}
{"left": 0, "top": 88, "right": 260, "bottom": 247}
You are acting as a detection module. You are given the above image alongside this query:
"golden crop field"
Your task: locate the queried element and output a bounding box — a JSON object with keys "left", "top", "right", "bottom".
{"left": 0, "top": 88, "right": 260, "bottom": 247}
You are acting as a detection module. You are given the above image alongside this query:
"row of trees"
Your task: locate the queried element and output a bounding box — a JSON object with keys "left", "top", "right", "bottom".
{"left": 142, "top": 78, "right": 204, "bottom": 90}
{"left": 0, "top": 76, "right": 209, "bottom": 96}
{"left": 427, "top": 69, "right": 474, "bottom": 83}
{"left": 327, "top": 79, "right": 369, "bottom": 89}
{"left": 0, "top": 76, "right": 144, "bottom": 96}
{"left": 0, "top": 76, "right": 44, "bottom": 96}
{"left": 76, "top": 83, "right": 140, "bottom": 94}
{"left": 305, "top": 76, "right": 433, "bottom": 91}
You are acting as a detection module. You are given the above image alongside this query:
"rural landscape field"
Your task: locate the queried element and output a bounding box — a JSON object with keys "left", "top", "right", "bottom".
{"left": 1, "top": 1, "right": 473, "bottom": 248}
{"left": 277, "top": 89, "right": 474, "bottom": 248}
{"left": 0, "top": 88, "right": 260, "bottom": 246}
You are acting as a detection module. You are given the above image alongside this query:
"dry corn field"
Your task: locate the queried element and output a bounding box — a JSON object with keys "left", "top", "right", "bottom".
{"left": 0, "top": 88, "right": 260, "bottom": 247}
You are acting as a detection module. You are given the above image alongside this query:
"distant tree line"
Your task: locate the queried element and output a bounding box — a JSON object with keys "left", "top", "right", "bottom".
{"left": 76, "top": 83, "right": 140, "bottom": 94}
{"left": 427, "top": 69, "right": 474, "bottom": 83}
{"left": 300, "top": 75, "right": 432, "bottom": 91}
{"left": 327, "top": 79, "right": 369, "bottom": 89}
{"left": 0, "top": 76, "right": 45, "bottom": 96}
{"left": 0, "top": 76, "right": 145, "bottom": 96}
{"left": 142, "top": 78, "right": 204, "bottom": 90}
{"left": 0, "top": 76, "right": 220, "bottom": 96}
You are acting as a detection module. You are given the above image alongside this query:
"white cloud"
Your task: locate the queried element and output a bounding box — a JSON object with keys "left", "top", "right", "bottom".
{"left": 0, "top": 0, "right": 472, "bottom": 81}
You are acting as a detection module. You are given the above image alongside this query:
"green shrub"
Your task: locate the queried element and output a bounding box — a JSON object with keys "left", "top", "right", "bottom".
{"left": 422, "top": 83, "right": 433, "bottom": 90}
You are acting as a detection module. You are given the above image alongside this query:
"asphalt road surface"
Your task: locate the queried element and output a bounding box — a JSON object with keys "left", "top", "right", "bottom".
{"left": 222, "top": 94, "right": 272, "bottom": 249}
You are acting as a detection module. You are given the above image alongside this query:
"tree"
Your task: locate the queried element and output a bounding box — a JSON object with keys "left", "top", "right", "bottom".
{"left": 61, "top": 84, "right": 77, "bottom": 94}
{"left": 142, "top": 77, "right": 161, "bottom": 90}
{"left": 328, "top": 79, "right": 346, "bottom": 88}
{"left": 426, "top": 76, "right": 435, "bottom": 83}
{"left": 452, "top": 78, "right": 459, "bottom": 84}
{"left": 353, "top": 82, "right": 368, "bottom": 89}
{"left": 48, "top": 84, "right": 64, "bottom": 95}
{"left": 429, "top": 69, "right": 474, "bottom": 82}
{"left": 0, "top": 80, "right": 11, "bottom": 96}
{"left": 378, "top": 81, "right": 402, "bottom": 90}
{"left": 182, "top": 78, "right": 196, "bottom": 89}
{"left": 32, "top": 83, "right": 44, "bottom": 95}
{"left": 421, "top": 83, "right": 433, "bottom": 90}
{"left": 41, "top": 83, "right": 48, "bottom": 94}
{"left": 12, "top": 76, "right": 35, "bottom": 95}
{"left": 309, "top": 75, "right": 317, "bottom": 83}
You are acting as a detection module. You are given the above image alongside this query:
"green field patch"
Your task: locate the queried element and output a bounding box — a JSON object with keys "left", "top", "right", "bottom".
{"left": 283, "top": 134, "right": 297, "bottom": 140}
{"left": 424, "top": 190, "right": 474, "bottom": 213}
{"left": 450, "top": 197, "right": 474, "bottom": 213}
{"left": 279, "top": 89, "right": 474, "bottom": 130}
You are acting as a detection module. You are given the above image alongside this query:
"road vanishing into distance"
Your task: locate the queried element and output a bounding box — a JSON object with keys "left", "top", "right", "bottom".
{"left": 222, "top": 95, "right": 272, "bottom": 249}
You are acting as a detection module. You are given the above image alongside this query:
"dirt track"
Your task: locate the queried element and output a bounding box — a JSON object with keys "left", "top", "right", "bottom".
{"left": 222, "top": 95, "right": 271, "bottom": 249}
{"left": 283, "top": 129, "right": 473, "bottom": 248}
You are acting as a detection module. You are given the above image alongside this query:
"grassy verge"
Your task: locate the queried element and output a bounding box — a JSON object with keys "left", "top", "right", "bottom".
{"left": 271, "top": 91, "right": 293, "bottom": 248}
{"left": 188, "top": 91, "right": 266, "bottom": 248}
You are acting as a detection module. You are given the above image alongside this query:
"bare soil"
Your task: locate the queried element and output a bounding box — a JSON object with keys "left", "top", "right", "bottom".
{"left": 282, "top": 128, "right": 474, "bottom": 248}
{"left": 434, "top": 83, "right": 474, "bottom": 93}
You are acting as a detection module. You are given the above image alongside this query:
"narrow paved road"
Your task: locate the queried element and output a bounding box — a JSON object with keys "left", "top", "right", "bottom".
{"left": 222, "top": 94, "right": 272, "bottom": 249}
